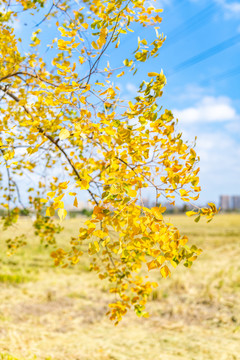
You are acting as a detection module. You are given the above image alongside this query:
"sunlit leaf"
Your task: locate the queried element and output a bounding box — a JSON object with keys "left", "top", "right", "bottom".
{"left": 59, "top": 129, "right": 70, "bottom": 140}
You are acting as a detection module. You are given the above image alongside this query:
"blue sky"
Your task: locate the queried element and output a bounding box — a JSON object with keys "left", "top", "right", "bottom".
{"left": 161, "top": 0, "right": 240, "bottom": 206}
{"left": 11, "top": 0, "right": 240, "bottom": 207}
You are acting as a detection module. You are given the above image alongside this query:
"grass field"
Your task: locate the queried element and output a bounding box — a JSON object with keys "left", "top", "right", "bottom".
{"left": 0, "top": 213, "right": 240, "bottom": 360}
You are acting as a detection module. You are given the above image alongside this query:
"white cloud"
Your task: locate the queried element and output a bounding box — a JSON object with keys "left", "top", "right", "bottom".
{"left": 146, "top": 0, "right": 171, "bottom": 8}
{"left": 215, "top": 0, "right": 240, "bottom": 18}
{"left": 126, "top": 82, "right": 138, "bottom": 95}
{"left": 196, "top": 130, "right": 240, "bottom": 201}
{"left": 170, "top": 90, "right": 240, "bottom": 203}
{"left": 168, "top": 84, "right": 214, "bottom": 106}
{"left": 196, "top": 132, "right": 239, "bottom": 171}
{"left": 191, "top": 0, "right": 240, "bottom": 18}
{"left": 226, "top": 118, "right": 240, "bottom": 134}
{"left": 12, "top": 19, "right": 21, "bottom": 32}
{"left": 173, "top": 96, "right": 239, "bottom": 124}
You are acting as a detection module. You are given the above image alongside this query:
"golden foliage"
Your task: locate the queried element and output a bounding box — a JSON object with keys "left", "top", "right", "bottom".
{"left": 0, "top": 0, "right": 219, "bottom": 323}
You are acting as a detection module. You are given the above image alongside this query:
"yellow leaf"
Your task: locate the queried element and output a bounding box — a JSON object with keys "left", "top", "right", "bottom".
{"left": 58, "top": 208, "right": 67, "bottom": 221}
{"left": 179, "top": 236, "right": 188, "bottom": 246}
{"left": 54, "top": 194, "right": 64, "bottom": 202}
{"left": 91, "top": 41, "right": 99, "bottom": 50}
{"left": 188, "top": 255, "right": 197, "bottom": 262}
{"left": 46, "top": 207, "right": 55, "bottom": 217}
{"left": 94, "top": 241, "right": 100, "bottom": 252}
{"left": 147, "top": 260, "right": 160, "bottom": 271}
{"left": 58, "top": 182, "right": 69, "bottom": 190}
{"left": 47, "top": 191, "right": 56, "bottom": 199}
{"left": 71, "top": 255, "right": 80, "bottom": 264}
{"left": 79, "top": 56, "right": 85, "bottom": 64}
{"left": 148, "top": 72, "right": 159, "bottom": 77}
{"left": 208, "top": 202, "right": 217, "bottom": 213}
{"left": 3, "top": 151, "right": 14, "bottom": 161}
{"left": 128, "top": 101, "right": 135, "bottom": 111}
{"left": 160, "top": 265, "right": 171, "bottom": 278}
{"left": 73, "top": 197, "right": 78, "bottom": 208}
{"left": 54, "top": 200, "right": 64, "bottom": 209}
{"left": 116, "top": 71, "right": 125, "bottom": 78}
{"left": 93, "top": 230, "right": 108, "bottom": 238}
{"left": 157, "top": 255, "right": 165, "bottom": 265}
{"left": 80, "top": 96, "right": 86, "bottom": 104}
{"left": 59, "top": 128, "right": 70, "bottom": 140}
{"left": 186, "top": 210, "right": 197, "bottom": 217}
{"left": 77, "top": 179, "right": 89, "bottom": 190}
{"left": 180, "top": 189, "right": 188, "bottom": 197}
{"left": 170, "top": 260, "right": 178, "bottom": 268}
{"left": 128, "top": 189, "right": 137, "bottom": 197}
{"left": 151, "top": 207, "right": 163, "bottom": 220}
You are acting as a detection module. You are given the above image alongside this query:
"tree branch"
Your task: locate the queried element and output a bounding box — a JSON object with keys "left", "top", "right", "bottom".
{"left": 0, "top": 86, "right": 99, "bottom": 206}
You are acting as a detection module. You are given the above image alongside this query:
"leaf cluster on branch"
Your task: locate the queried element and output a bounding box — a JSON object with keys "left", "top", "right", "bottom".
{"left": 0, "top": 0, "right": 219, "bottom": 323}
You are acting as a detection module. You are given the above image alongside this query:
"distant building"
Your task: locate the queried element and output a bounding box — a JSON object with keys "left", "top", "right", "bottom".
{"left": 232, "top": 196, "right": 240, "bottom": 210}
{"left": 220, "top": 195, "right": 231, "bottom": 211}
{"left": 219, "top": 195, "right": 240, "bottom": 211}
{"left": 142, "top": 198, "right": 151, "bottom": 208}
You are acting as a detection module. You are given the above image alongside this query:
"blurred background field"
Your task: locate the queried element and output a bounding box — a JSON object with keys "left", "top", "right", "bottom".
{"left": 0, "top": 213, "right": 240, "bottom": 360}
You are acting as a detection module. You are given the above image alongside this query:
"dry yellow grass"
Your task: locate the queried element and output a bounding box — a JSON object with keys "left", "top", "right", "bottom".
{"left": 0, "top": 213, "right": 240, "bottom": 360}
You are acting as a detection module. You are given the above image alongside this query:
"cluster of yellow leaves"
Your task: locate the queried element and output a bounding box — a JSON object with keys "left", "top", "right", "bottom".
{"left": 0, "top": 0, "right": 219, "bottom": 323}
